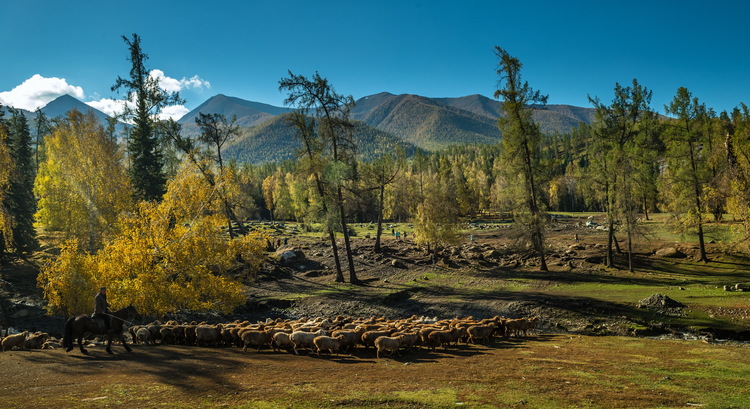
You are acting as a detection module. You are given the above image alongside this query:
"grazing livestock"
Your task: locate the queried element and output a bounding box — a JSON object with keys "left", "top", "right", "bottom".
{"left": 467, "top": 324, "right": 496, "bottom": 345}
{"left": 136, "top": 327, "right": 152, "bottom": 345}
{"left": 195, "top": 324, "right": 223, "bottom": 347}
{"left": 272, "top": 332, "right": 293, "bottom": 352}
{"left": 312, "top": 335, "right": 344, "bottom": 356}
{"left": 290, "top": 329, "right": 327, "bottom": 354}
{"left": 374, "top": 335, "right": 403, "bottom": 358}
{"left": 241, "top": 330, "right": 272, "bottom": 352}
{"left": 1, "top": 331, "right": 28, "bottom": 351}
{"left": 23, "top": 332, "right": 49, "bottom": 349}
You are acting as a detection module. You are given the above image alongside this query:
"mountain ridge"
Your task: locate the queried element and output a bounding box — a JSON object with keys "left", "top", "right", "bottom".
{"left": 6, "top": 92, "right": 597, "bottom": 163}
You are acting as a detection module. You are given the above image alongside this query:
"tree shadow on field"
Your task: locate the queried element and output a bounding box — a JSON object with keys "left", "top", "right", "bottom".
{"left": 19, "top": 345, "right": 247, "bottom": 393}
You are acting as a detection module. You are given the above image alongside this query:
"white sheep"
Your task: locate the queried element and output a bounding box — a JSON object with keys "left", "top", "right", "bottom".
{"left": 272, "top": 332, "right": 293, "bottom": 352}
{"left": 136, "top": 327, "right": 152, "bottom": 345}
{"left": 290, "top": 329, "right": 326, "bottom": 355}
{"left": 195, "top": 324, "right": 223, "bottom": 347}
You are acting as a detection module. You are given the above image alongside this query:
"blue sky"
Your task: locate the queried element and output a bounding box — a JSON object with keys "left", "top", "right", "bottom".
{"left": 1, "top": 0, "right": 748, "bottom": 119}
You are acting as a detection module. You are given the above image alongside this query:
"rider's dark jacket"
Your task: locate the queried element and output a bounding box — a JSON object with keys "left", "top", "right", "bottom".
{"left": 94, "top": 292, "right": 109, "bottom": 315}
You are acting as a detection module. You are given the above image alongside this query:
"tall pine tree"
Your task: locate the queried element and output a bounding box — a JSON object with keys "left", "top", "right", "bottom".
{"left": 494, "top": 46, "right": 549, "bottom": 271}
{"left": 6, "top": 108, "right": 37, "bottom": 253}
{"left": 112, "top": 33, "right": 183, "bottom": 202}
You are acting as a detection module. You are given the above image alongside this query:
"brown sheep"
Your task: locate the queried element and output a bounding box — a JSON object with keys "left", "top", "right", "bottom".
{"left": 374, "top": 335, "right": 403, "bottom": 358}
{"left": 160, "top": 327, "right": 176, "bottom": 344}
{"left": 312, "top": 335, "right": 344, "bottom": 356}
{"left": 330, "top": 330, "right": 359, "bottom": 352}
{"left": 427, "top": 328, "right": 458, "bottom": 350}
{"left": 392, "top": 332, "right": 420, "bottom": 351}
{"left": 23, "top": 332, "right": 49, "bottom": 349}
{"left": 2, "top": 331, "right": 28, "bottom": 351}
{"left": 467, "top": 324, "right": 496, "bottom": 345}
{"left": 360, "top": 329, "right": 393, "bottom": 349}
{"left": 241, "top": 330, "right": 272, "bottom": 352}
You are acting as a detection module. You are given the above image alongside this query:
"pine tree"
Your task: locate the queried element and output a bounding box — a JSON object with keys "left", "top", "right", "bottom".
{"left": 112, "top": 33, "right": 183, "bottom": 202}
{"left": 493, "top": 46, "right": 548, "bottom": 271}
{"left": 6, "top": 108, "right": 37, "bottom": 253}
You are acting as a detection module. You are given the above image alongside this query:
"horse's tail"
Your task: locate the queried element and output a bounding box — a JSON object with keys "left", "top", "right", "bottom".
{"left": 62, "top": 316, "right": 75, "bottom": 349}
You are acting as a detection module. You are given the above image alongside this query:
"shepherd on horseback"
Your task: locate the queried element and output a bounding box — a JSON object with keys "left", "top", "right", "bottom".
{"left": 62, "top": 286, "right": 138, "bottom": 355}
{"left": 93, "top": 287, "right": 111, "bottom": 333}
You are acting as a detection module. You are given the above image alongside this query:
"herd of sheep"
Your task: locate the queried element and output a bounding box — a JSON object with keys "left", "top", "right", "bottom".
{"left": 128, "top": 315, "right": 540, "bottom": 358}
{"left": 0, "top": 328, "right": 50, "bottom": 352}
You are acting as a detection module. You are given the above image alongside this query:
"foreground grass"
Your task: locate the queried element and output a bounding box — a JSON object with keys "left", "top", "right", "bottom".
{"left": 11, "top": 335, "right": 749, "bottom": 409}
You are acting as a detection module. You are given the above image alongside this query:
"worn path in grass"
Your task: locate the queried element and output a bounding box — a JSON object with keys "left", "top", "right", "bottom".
{"left": 3, "top": 335, "right": 749, "bottom": 408}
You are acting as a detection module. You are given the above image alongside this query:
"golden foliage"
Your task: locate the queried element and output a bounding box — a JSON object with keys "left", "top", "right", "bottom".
{"left": 38, "top": 163, "right": 267, "bottom": 317}
{"left": 34, "top": 110, "right": 132, "bottom": 251}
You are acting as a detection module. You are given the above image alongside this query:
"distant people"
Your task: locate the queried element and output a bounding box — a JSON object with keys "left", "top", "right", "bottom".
{"left": 283, "top": 237, "right": 288, "bottom": 245}
{"left": 395, "top": 231, "right": 401, "bottom": 241}
{"left": 392, "top": 228, "right": 395, "bottom": 236}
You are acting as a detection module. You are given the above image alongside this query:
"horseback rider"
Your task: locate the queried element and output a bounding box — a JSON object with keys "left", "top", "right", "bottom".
{"left": 93, "top": 287, "right": 111, "bottom": 333}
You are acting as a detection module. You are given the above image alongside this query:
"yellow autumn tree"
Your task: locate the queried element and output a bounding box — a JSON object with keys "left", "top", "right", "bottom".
{"left": 34, "top": 109, "right": 132, "bottom": 252}
{"left": 38, "top": 161, "right": 267, "bottom": 316}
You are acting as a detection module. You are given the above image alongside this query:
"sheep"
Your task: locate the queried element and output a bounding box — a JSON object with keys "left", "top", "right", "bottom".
{"left": 427, "top": 328, "right": 458, "bottom": 350}
{"left": 330, "top": 330, "right": 359, "bottom": 352}
{"left": 136, "top": 327, "right": 152, "bottom": 345}
{"left": 392, "top": 331, "right": 420, "bottom": 351}
{"left": 2, "top": 331, "right": 28, "bottom": 352}
{"left": 241, "top": 330, "right": 272, "bottom": 352}
{"left": 290, "top": 329, "right": 326, "bottom": 355}
{"left": 360, "top": 329, "right": 393, "bottom": 349}
{"left": 272, "top": 332, "right": 293, "bottom": 352}
{"left": 312, "top": 335, "right": 344, "bottom": 356}
{"left": 505, "top": 317, "right": 538, "bottom": 337}
{"left": 23, "top": 332, "right": 49, "bottom": 349}
{"left": 184, "top": 325, "right": 198, "bottom": 345}
{"left": 195, "top": 324, "right": 223, "bottom": 347}
{"left": 160, "top": 327, "right": 176, "bottom": 344}
{"left": 374, "top": 335, "right": 403, "bottom": 358}
{"left": 467, "top": 324, "right": 496, "bottom": 345}
{"left": 147, "top": 324, "right": 163, "bottom": 343}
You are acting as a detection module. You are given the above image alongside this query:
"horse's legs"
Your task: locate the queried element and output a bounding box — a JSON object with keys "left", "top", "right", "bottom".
{"left": 106, "top": 333, "right": 113, "bottom": 354}
{"left": 78, "top": 335, "right": 88, "bottom": 355}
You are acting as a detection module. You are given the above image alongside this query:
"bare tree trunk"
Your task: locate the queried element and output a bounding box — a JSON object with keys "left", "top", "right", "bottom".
{"left": 328, "top": 228, "right": 344, "bottom": 283}
{"left": 374, "top": 185, "right": 385, "bottom": 253}
{"left": 337, "top": 187, "right": 359, "bottom": 284}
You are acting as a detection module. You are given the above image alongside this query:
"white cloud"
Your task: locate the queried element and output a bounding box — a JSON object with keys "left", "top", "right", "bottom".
{"left": 149, "top": 69, "right": 211, "bottom": 93}
{"left": 0, "top": 74, "right": 85, "bottom": 111}
{"left": 158, "top": 105, "right": 189, "bottom": 121}
{"left": 86, "top": 98, "right": 132, "bottom": 118}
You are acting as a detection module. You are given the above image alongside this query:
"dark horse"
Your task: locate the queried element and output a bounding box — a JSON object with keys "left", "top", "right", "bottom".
{"left": 62, "top": 305, "right": 139, "bottom": 355}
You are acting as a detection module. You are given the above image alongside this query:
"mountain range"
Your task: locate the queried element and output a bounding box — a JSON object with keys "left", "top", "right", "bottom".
{"left": 4, "top": 92, "right": 596, "bottom": 163}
